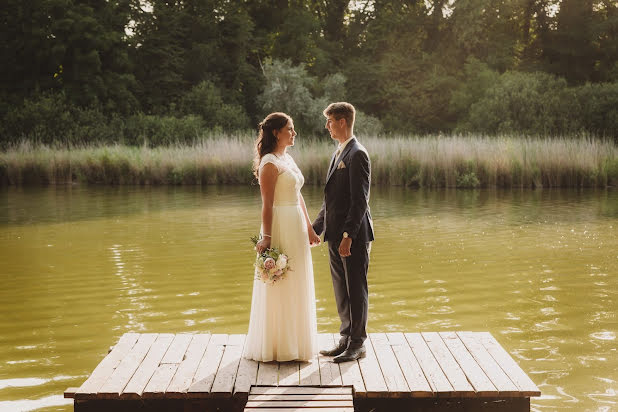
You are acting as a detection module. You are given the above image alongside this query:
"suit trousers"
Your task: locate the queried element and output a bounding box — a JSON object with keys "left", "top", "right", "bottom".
{"left": 328, "top": 238, "right": 370, "bottom": 348}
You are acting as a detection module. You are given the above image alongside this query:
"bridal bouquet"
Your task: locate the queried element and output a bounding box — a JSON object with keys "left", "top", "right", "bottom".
{"left": 251, "top": 235, "right": 291, "bottom": 284}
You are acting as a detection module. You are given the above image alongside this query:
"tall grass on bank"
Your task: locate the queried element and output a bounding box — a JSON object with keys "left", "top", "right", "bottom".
{"left": 1, "top": 135, "right": 616, "bottom": 188}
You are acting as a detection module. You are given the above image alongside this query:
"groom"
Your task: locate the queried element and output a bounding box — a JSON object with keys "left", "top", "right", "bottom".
{"left": 313, "top": 102, "right": 374, "bottom": 363}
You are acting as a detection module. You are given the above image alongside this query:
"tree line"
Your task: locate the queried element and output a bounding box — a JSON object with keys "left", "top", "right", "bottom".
{"left": 1, "top": 0, "right": 617, "bottom": 146}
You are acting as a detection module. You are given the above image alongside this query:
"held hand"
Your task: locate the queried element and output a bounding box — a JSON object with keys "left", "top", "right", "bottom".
{"left": 339, "top": 237, "right": 352, "bottom": 257}
{"left": 308, "top": 227, "right": 321, "bottom": 247}
{"left": 256, "top": 238, "right": 271, "bottom": 254}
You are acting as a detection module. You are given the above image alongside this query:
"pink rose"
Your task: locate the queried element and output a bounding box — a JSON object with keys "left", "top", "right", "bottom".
{"left": 264, "top": 258, "right": 276, "bottom": 270}
{"left": 274, "top": 269, "right": 283, "bottom": 277}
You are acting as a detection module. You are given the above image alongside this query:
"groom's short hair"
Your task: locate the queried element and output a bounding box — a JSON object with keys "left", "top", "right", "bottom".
{"left": 324, "top": 102, "right": 355, "bottom": 130}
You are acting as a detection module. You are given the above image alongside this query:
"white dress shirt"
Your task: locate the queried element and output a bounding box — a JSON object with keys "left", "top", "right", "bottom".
{"left": 336, "top": 135, "right": 355, "bottom": 157}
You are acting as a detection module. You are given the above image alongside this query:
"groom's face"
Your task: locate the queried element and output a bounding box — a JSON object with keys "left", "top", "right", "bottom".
{"left": 325, "top": 115, "right": 345, "bottom": 141}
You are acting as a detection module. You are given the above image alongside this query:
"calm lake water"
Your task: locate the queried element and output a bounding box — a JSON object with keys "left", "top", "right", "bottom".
{"left": 0, "top": 185, "right": 616, "bottom": 411}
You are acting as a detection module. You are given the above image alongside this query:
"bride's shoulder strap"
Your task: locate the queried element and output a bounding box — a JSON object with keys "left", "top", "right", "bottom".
{"left": 259, "top": 153, "right": 280, "bottom": 172}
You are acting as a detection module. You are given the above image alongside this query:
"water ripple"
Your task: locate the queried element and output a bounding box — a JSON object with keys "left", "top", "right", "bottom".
{"left": 0, "top": 186, "right": 616, "bottom": 411}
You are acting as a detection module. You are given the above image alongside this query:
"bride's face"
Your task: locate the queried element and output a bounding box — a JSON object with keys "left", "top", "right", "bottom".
{"left": 275, "top": 119, "right": 297, "bottom": 148}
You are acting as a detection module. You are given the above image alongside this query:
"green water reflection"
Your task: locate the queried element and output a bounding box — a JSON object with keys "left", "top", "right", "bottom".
{"left": 0, "top": 186, "right": 616, "bottom": 411}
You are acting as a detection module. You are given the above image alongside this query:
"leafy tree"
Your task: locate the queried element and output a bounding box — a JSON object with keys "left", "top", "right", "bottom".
{"left": 214, "top": 1, "right": 262, "bottom": 122}
{"left": 595, "top": 1, "right": 618, "bottom": 82}
{"left": 1, "top": 0, "right": 137, "bottom": 114}
{"left": 258, "top": 59, "right": 315, "bottom": 129}
{"left": 548, "top": 0, "right": 597, "bottom": 83}
{"left": 51, "top": 1, "right": 137, "bottom": 113}
{"left": 447, "top": 0, "right": 521, "bottom": 71}
{"left": 464, "top": 71, "right": 577, "bottom": 135}
{"left": 178, "top": 80, "right": 249, "bottom": 130}
{"left": 0, "top": 0, "right": 61, "bottom": 106}
{"left": 258, "top": 59, "right": 381, "bottom": 135}
{"left": 450, "top": 58, "right": 501, "bottom": 126}
{"left": 2, "top": 0, "right": 617, "bottom": 142}
{"left": 129, "top": 0, "right": 189, "bottom": 113}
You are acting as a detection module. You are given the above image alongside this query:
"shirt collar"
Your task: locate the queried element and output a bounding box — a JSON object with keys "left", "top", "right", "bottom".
{"left": 338, "top": 135, "right": 355, "bottom": 151}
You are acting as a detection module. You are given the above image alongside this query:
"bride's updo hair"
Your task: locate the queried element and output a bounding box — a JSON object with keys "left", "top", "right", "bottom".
{"left": 253, "top": 112, "right": 291, "bottom": 178}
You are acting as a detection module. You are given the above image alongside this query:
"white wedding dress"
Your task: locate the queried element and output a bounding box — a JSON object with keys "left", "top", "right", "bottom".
{"left": 243, "top": 153, "right": 318, "bottom": 362}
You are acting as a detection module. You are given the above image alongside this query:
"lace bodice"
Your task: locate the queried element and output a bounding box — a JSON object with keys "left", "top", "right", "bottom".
{"left": 259, "top": 153, "right": 305, "bottom": 205}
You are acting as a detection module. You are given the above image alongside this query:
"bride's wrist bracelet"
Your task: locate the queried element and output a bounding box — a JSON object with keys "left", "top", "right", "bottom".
{"left": 262, "top": 234, "right": 272, "bottom": 238}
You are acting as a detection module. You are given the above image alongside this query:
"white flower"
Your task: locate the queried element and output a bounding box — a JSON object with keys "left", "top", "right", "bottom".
{"left": 276, "top": 254, "right": 287, "bottom": 269}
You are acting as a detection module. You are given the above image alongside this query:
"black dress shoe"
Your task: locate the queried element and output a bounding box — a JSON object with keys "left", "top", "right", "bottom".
{"left": 319, "top": 340, "right": 348, "bottom": 356}
{"left": 333, "top": 346, "right": 366, "bottom": 363}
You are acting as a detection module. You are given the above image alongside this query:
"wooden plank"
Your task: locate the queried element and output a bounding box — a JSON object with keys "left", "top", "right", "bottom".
{"left": 167, "top": 334, "right": 211, "bottom": 393}
{"left": 161, "top": 333, "right": 193, "bottom": 364}
{"left": 98, "top": 333, "right": 159, "bottom": 396}
{"left": 357, "top": 333, "right": 388, "bottom": 397}
{"left": 244, "top": 400, "right": 354, "bottom": 408}
{"left": 278, "top": 361, "right": 300, "bottom": 386}
{"left": 299, "top": 357, "right": 321, "bottom": 386}
{"left": 211, "top": 334, "right": 246, "bottom": 397}
{"left": 405, "top": 333, "right": 454, "bottom": 397}
{"left": 439, "top": 332, "right": 497, "bottom": 397}
{"left": 188, "top": 334, "right": 228, "bottom": 394}
{"left": 249, "top": 387, "right": 352, "bottom": 395}
{"left": 64, "top": 387, "right": 78, "bottom": 398}
{"left": 422, "top": 332, "right": 475, "bottom": 397}
{"left": 477, "top": 332, "right": 541, "bottom": 396}
{"left": 256, "top": 361, "right": 279, "bottom": 386}
{"left": 234, "top": 356, "right": 259, "bottom": 395}
{"left": 387, "top": 333, "right": 433, "bottom": 397}
{"left": 77, "top": 333, "right": 140, "bottom": 395}
{"left": 317, "top": 333, "right": 342, "bottom": 386}
{"left": 143, "top": 363, "right": 178, "bottom": 398}
{"left": 248, "top": 394, "right": 353, "bottom": 401}
{"left": 122, "top": 333, "right": 175, "bottom": 397}
{"left": 333, "top": 333, "right": 365, "bottom": 397}
{"left": 457, "top": 332, "right": 520, "bottom": 396}
{"left": 370, "top": 333, "right": 409, "bottom": 397}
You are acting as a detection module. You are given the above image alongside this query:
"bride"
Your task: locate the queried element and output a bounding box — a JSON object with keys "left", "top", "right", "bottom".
{"left": 243, "top": 112, "right": 320, "bottom": 362}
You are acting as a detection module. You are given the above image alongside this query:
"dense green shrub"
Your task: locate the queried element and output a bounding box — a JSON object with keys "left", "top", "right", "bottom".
{"left": 463, "top": 71, "right": 574, "bottom": 135}
{"left": 451, "top": 64, "right": 618, "bottom": 139}
{"left": 572, "top": 82, "right": 618, "bottom": 138}
{"left": 1, "top": 60, "right": 616, "bottom": 148}
{"left": 122, "top": 114, "right": 206, "bottom": 146}
{"left": 177, "top": 80, "right": 250, "bottom": 130}
{"left": 0, "top": 92, "right": 124, "bottom": 146}
{"left": 1, "top": 92, "right": 74, "bottom": 146}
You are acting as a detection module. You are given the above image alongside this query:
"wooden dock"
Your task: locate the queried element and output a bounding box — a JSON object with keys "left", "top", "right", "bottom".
{"left": 65, "top": 332, "right": 540, "bottom": 411}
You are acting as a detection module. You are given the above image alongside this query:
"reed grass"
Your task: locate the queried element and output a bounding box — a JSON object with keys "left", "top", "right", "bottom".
{"left": 1, "top": 134, "right": 616, "bottom": 188}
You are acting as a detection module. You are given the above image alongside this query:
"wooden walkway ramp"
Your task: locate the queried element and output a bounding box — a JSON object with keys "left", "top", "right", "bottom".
{"left": 65, "top": 332, "right": 540, "bottom": 411}
{"left": 244, "top": 387, "right": 354, "bottom": 411}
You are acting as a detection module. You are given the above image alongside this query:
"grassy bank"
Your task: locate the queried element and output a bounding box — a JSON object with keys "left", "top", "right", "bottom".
{"left": 1, "top": 135, "right": 616, "bottom": 188}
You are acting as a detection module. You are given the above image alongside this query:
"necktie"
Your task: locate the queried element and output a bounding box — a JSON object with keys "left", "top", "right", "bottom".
{"left": 329, "top": 148, "right": 341, "bottom": 175}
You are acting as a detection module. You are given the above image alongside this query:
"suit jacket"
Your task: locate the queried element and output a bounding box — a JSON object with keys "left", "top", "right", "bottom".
{"left": 313, "top": 137, "right": 374, "bottom": 243}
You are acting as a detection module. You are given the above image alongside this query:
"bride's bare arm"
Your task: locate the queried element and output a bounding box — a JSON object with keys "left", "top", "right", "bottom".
{"left": 256, "top": 163, "right": 278, "bottom": 253}
{"left": 300, "top": 193, "right": 321, "bottom": 246}
{"left": 299, "top": 193, "right": 312, "bottom": 229}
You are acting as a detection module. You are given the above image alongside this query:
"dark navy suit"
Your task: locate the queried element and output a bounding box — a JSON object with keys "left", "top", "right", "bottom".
{"left": 313, "top": 137, "right": 374, "bottom": 348}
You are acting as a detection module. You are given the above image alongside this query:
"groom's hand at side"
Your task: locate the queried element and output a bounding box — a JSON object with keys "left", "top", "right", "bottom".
{"left": 338, "top": 237, "right": 352, "bottom": 257}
